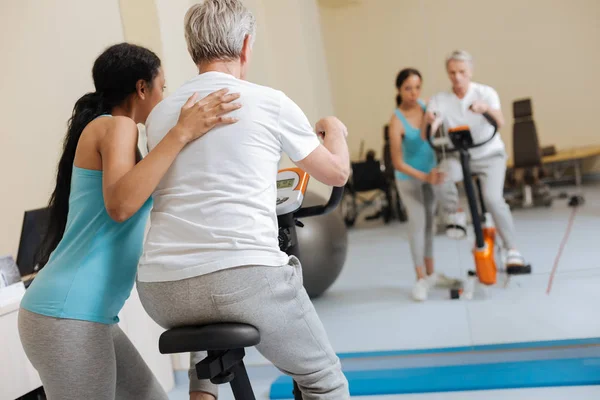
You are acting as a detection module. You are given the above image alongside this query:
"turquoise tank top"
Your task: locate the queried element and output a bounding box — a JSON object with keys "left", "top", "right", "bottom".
{"left": 394, "top": 100, "right": 437, "bottom": 180}
{"left": 21, "top": 164, "right": 152, "bottom": 324}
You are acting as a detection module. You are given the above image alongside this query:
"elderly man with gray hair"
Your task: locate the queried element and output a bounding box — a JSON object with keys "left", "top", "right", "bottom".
{"left": 136, "top": 0, "right": 350, "bottom": 399}
{"left": 425, "top": 50, "right": 527, "bottom": 270}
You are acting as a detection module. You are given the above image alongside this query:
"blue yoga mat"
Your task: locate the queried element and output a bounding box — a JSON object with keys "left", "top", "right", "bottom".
{"left": 270, "top": 357, "right": 600, "bottom": 398}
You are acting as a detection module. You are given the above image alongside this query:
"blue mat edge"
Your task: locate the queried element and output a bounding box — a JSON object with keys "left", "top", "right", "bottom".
{"left": 335, "top": 336, "right": 600, "bottom": 359}
{"left": 270, "top": 357, "right": 600, "bottom": 398}
{"left": 269, "top": 337, "right": 600, "bottom": 398}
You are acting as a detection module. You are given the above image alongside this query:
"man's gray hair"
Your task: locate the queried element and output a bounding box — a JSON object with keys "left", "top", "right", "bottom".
{"left": 184, "top": 0, "right": 256, "bottom": 64}
{"left": 446, "top": 50, "right": 473, "bottom": 68}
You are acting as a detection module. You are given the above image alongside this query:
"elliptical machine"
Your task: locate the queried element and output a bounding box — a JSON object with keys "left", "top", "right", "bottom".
{"left": 157, "top": 168, "right": 344, "bottom": 400}
{"left": 427, "top": 112, "right": 532, "bottom": 299}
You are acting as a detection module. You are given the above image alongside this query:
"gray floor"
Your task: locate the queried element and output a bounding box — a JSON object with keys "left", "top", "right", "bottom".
{"left": 169, "top": 183, "right": 600, "bottom": 399}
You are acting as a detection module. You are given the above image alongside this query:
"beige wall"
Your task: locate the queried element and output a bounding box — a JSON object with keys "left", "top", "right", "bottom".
{"left": 154, "top": 0, "right": 200, "bottom": 91}
{"left": 119, "top": 0, "right": 164, "bottom": 58}
{"left": 256, "top": 0, "right": 335, "bottom": 124}
{"left": 0, "top": 0, "right": 125, "bottom": 256}
{"left": 319, "top": 0, "right": 600, "bottom": 172}
{"left": 254, "top": 0, "right": 336, "bottom": 197}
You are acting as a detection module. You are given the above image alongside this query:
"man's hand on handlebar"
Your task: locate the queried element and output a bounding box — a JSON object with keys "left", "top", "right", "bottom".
{"left": 425, "top": 168, "right": 446, "bottom": 185}
{"left": 423, "top": 111, "right": 444, "bottom": 141}
{"left": 424, "top": 111, "right": 437, "bottom": 125}
{"left": 469, "top": 100, "right": 489, "bottom": 114}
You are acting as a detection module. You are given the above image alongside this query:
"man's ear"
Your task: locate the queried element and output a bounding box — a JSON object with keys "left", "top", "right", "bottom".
{"left": 241, "top": 34, "right": 252, "bottom": 65}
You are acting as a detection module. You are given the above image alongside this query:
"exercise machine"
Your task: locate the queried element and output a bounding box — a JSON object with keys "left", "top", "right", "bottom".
{"left": 427, "top": 112, "right": 532, "bottom": 299}
{"left": 342, "top": 150, "right": 406, "bottom": 226}
{"left": 157, "top": 168, "right": 344, "bottom": 400}
{"left": 505, "top": 98, "right": 553, "bottom": 209}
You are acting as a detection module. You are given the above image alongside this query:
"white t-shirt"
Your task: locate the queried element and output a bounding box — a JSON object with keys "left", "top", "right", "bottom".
{"left": 137, "top": 71, "right": 320, "bottom": 282}
{"left": 427, "top": 82, "right": 506, "bottom": 160}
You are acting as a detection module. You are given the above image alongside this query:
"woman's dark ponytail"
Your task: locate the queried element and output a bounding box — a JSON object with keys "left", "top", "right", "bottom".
{"left": 35, "top": 43, "right": 161, "bottom": 268}
{"left": 36, "top": 92, "right": 107, "bottom": 267}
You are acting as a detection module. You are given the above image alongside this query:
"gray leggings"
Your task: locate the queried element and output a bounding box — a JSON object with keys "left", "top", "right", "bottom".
{"left": 395, "top": 179, "right": 436, "bottom": 268}
{"left": 18, "top": 308, "right": 168, "bottom": 400}
{"left": 137, "top": 257, "right": 349, "bottom": 400}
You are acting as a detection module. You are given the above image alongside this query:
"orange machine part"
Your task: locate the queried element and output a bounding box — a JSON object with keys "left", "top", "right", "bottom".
{"left": 474, "top": 226, "right": 497, "bottom": 285}
{"left": 278, "top": 167, "right": 310, "bottom": 193}
{"left": 483, "top": 226, "right": 496, "bottom": 244}
{"left": 448, "top": 125, "right": 471, "bottom": 133}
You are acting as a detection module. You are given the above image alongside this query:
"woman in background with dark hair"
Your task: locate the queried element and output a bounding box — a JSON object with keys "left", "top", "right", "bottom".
{"left": 17, "top": 42, "right": 240, "bottom": 400}
{"left": 388, "top": 68, "right": 453, "bottom": 302}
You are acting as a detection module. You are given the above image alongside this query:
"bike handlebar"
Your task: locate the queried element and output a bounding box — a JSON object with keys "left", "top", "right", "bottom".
{"left": 481, "top": 112, "right": 499, "bottom": 130}
{"left": 290, "top": 126, "right": 346, "bottom": 218}
{"left": 293, "top": 186, "right": 345, "bottom": 219}
{"left": 426, "top": 111, "right": 498, "bottom": 152}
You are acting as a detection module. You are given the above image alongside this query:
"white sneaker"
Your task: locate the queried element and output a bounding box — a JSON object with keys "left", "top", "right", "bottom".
{"left": 506, "top": 249, "right": 525, "bottom": 267}
{"left": 445, "top": 211, "right": 467, "bottom": 239}
{"left": 412, "top": 278, "right": 429, "bottom": 302}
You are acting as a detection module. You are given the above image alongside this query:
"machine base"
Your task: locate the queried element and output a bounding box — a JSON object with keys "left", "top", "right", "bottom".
{"left": 506, "top": 264, "right": 533, "bottom": 275}
{"left": 568, "top": 195, "right": 585, "bottom": 207}
{"left": 449, "top": 276, "right": 468, "bottom": 300}
{"left": 450, "top": 287, "right": 462, "bottom": 299}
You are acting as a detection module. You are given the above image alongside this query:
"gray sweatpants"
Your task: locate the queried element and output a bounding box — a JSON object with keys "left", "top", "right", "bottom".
{"left": 395, "top": 179, "right": 436, "bottom": 268}
{"left": 137, "top": 257, "right": 349, "bottom": 400}
{"left": 18, "top": 308, "right": 168, "bottom": 400}
{"left": 437, "top": 153, "right": 517, "bottom": 249}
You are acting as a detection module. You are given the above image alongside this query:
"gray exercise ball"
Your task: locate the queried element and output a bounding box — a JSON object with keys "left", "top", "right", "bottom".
{"left": 295, "top": 191, "right": 348, "bottom": 298}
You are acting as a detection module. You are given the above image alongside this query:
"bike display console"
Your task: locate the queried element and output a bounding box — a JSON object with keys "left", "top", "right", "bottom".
{"left": 276, "top": 168, "right": 310, "bottom": 216}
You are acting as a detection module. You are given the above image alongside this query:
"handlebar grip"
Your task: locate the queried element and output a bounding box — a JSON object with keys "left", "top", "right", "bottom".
{"left": 426, "top": 124, "right": 433, "bottom": 146}
{"left": 482, "top": 112, "right": 498, "bottom": 130}
{"left": 425, "top": 112, "right": 437, "bottom": 144}
{"left": 294, "top": 186, "right": 345, "bottom": 219}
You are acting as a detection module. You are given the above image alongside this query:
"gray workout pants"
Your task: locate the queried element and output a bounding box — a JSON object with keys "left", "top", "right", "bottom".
{"left": 137, "top": 257, "right": 349, "bottom": 400}
{"left": 18, "top": 308, "right": 168, "bottom": 400}
{"left": 395, "top": 179, "right": 436, "bottom": 268}
{"left": 437, "top": 153, "right": 517, "bottom": 249}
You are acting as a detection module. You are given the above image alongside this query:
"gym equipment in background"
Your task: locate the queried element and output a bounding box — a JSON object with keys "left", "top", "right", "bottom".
{"left": 505, "top": 98, "right": 553, "bottom": 208}
{"left": 158, "top": 168, "right": 345, "bottom": 400}
{"left": 342, "top": 131, "right": 407, "bottom": 227}
{"left": 427, "top": 112, "right": 532, "bottom": 299}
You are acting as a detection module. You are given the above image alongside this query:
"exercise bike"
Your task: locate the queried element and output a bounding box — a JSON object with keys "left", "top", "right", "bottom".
{"left": 157, "top": 168, "right": 344, "bottom": 400}
{"left": 426, "top": 112, "right": 532, "bottom": 299}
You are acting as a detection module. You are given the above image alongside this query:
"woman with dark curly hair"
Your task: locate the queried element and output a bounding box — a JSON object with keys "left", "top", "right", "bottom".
{"left": 18, "top": 42, "right": 240, "bottom": 400}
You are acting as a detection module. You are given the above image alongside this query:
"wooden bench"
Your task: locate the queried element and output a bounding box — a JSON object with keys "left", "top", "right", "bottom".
{"left": 507, "top": 145, "right": 600, "bottom": 187}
